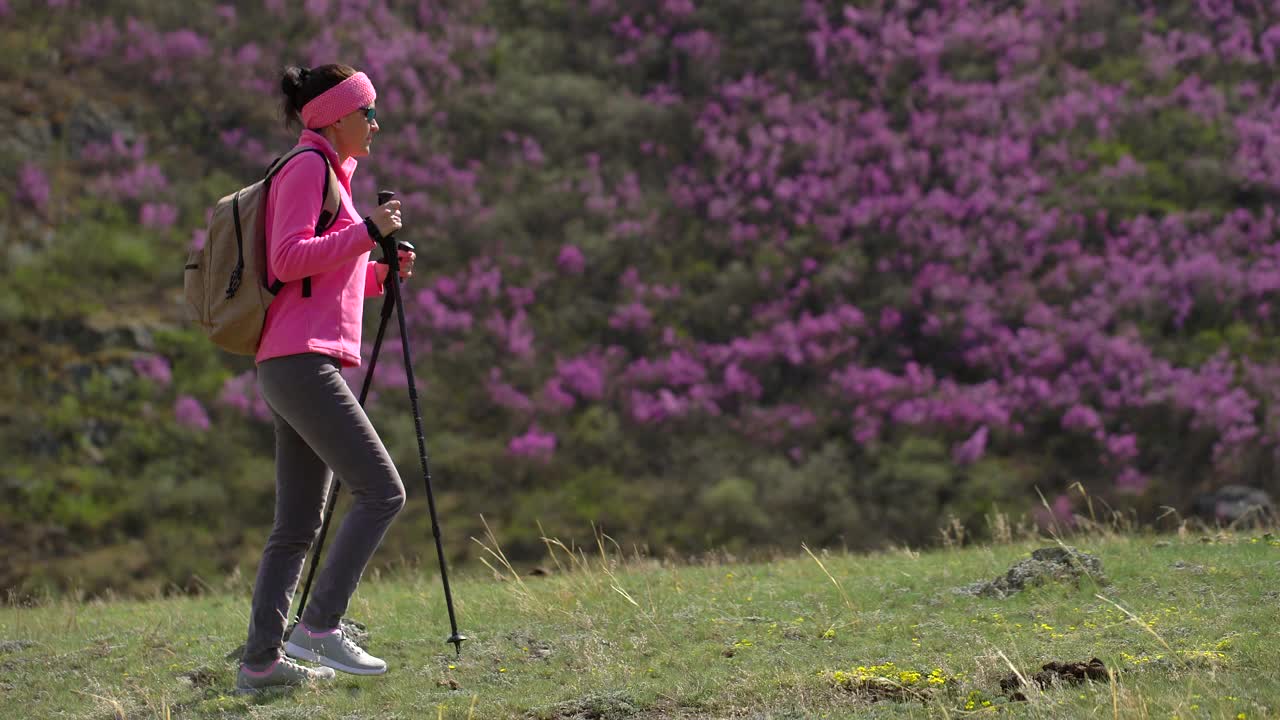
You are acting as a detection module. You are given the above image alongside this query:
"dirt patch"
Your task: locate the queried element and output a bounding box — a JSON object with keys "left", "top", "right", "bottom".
{"left": 507, "top": 630, "right": 553, "bottom": 659}
{"left": 526, "top": 691, "right": 639, "bottom": 720}
{"left": 1001, "top": 658, "right": 1109, "bottom": 701}
{"left": 1171, "top": 560, "right": 1206, "bottom": 574}
{"left": 825, "top": 656, "right": 1113, "bottom": 709}
{"left": 954, "top": 546, "right": 1107, "bottom": 598}
{"left": 176, "top": 666, "right": 219, "bottom": 689}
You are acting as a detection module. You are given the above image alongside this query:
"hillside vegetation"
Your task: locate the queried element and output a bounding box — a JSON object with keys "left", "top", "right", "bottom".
{"left": 4, "top": 1, "right": 1280, "bottom": 596}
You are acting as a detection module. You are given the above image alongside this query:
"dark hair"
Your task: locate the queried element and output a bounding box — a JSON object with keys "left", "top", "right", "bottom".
{"left": 280, "top": 63, "right": 356, "bottom": 130}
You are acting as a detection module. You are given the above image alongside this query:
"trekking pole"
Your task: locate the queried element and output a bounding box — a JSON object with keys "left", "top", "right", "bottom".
{"left": 377, "top": 190, "right": 467, "bottom": 656}
{"left": 292, "top": 233, "right": 400, "bottom": 627}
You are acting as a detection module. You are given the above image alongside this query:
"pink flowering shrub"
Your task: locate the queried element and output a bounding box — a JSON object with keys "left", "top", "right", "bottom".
{"left": 173, "top": 395, "right": 211, "bottom": 431}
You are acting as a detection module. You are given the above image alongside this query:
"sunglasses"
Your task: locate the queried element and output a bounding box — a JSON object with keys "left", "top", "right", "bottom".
{"left": 360, "top": 106, "right": 377, "bottom": 123}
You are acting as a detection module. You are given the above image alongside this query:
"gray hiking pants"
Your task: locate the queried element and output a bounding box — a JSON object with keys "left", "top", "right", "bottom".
{"left": 242, "top": 353, "right": 406, "bottom": 668}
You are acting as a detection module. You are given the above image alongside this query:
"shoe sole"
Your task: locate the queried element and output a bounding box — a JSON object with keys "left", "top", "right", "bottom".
{"left": 233, "top": 683, "right": 304, "bottom": 696}
{"left": 284, "top": 641, "right": 388, "bottom": 676}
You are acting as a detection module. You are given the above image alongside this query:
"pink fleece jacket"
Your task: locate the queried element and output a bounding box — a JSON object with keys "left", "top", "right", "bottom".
{"left": 256, "top": 130, "right": 384, "bottom": 368}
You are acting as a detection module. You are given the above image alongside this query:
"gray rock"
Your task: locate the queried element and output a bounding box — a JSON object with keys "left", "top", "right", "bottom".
{"left": 12, "top": 117, "right": 53, "bottom": 157}
{"left": 954, "top": 546, "right": 1107, "bottom": 599}
{"left": 526, "top": 691, "right": 637, "bottom": 720}
{"left": 82, "top": 314, "right": 159, "bottom": 352}
{"left": 0, "top": 85, "right": 54, "bottom": 165}
{"left": 1192, "top": 485, "right": 1274, "bottom": 525}
{"left": 65, "top": 100, "right": 133, "bottom": 152}
{"left": 1171, "top": 560, "right": 1205, "bottom": 574}
{"left": 337, "top": 617, "right": 370, "bottom": 647}
{"left": 0, "top": 640, "right": 38, "bottom": 654}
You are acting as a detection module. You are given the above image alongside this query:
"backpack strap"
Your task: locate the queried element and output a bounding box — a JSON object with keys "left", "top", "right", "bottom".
{"left": 263, "top": 148, "right": 343, "bottom": 297}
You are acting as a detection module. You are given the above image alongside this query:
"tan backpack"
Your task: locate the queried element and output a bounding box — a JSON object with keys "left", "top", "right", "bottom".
{"left": 184, "top": 148, "right": 341, "bottom": 355}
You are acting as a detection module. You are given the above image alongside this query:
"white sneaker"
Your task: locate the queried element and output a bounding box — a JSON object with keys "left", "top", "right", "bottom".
{"left": 235, "top": 656, "right": 336, "bottom": 694}
{"left": 284, "top": 622, "right": 387, "bottom": 676}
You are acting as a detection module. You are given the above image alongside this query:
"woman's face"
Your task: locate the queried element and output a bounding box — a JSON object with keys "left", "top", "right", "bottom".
{"left": 332, "top": 102, "right": 378, "bottom": 158}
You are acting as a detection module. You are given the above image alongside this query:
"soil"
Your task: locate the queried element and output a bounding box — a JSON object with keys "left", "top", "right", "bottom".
{"left": 1000, "top": 657, "right": 1110, "bottom": 701}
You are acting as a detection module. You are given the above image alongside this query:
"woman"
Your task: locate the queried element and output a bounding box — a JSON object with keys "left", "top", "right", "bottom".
{"left": 236, "top": 63, "right": 415, "bottom": 694}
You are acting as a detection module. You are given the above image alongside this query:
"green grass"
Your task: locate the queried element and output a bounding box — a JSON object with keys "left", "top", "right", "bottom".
{"left": 1, "top": 531, "right": 1278, "bottom": 719}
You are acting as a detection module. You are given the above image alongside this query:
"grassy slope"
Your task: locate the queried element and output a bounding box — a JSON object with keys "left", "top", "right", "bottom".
{"left": 0, "top": 533, "right": 1277, "bottom": 719}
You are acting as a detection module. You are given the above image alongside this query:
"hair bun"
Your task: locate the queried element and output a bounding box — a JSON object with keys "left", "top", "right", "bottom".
{"left": 281, "top": 65, "right": 311, "bottom": 97}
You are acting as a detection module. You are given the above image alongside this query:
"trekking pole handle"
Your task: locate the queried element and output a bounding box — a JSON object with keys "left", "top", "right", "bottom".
{"left": 376, "top": 190, "right": 415, "bottom": 256}
{"left": 377, "top": 190, "right": 398, "bottom": 249}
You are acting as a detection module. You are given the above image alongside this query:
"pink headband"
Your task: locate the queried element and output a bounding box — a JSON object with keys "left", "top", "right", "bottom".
{"left": 301, "top": 71, "right": 377, "bottom": 129}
